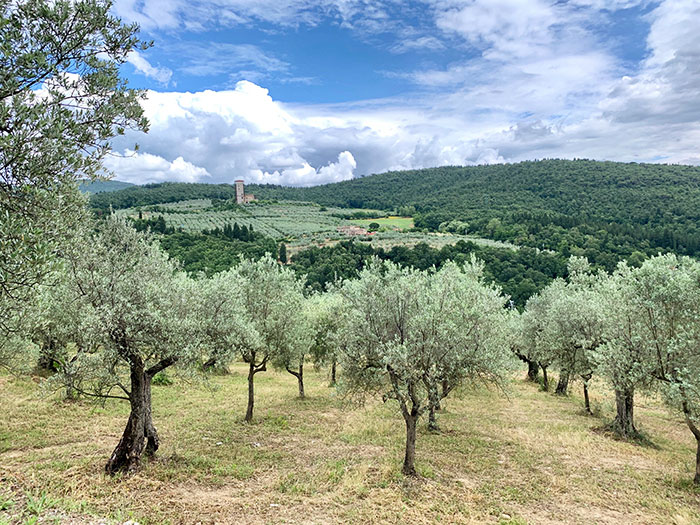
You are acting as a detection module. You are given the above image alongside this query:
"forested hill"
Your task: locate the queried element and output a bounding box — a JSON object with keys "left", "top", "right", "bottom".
{"left": 249, "top": 159, "right": 700, "bottom": 226}
{"left": 89, "top": 160, "right": 700, "bottom": 265}
{"left": 90, "top": 182, "right": 238, "bottom": 208}
{"left": 250, "top": 159, "right": 700, "bottom": 262}
{"left": 79, "top": 180, "right": 135, "bottom": 194}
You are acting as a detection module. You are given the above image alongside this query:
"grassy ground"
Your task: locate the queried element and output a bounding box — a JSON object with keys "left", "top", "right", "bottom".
{"left": 1, "top": 365, "right": 699, "bottom": 524}
{"left": 350, "top": 217, "right": 415, "bottom": 230}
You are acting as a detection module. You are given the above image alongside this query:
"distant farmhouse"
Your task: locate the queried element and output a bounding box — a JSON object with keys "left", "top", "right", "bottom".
{"left": 234, "top": 180, "right": 256, "bottom": 204}
{"left": 337, "top": 225, "right": 370, "bottom": 236}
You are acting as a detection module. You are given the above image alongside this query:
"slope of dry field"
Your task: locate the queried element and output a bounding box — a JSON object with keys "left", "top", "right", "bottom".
{"left": 1, "top": 365, "right": 699, "bottom": 524}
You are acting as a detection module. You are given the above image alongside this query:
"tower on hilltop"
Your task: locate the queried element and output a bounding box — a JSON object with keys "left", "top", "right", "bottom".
{"left": 234, "top": 179, "right": 255, "bottom": 204}
{"left": 235, "top": 179, "right": 245, "bottom": 204}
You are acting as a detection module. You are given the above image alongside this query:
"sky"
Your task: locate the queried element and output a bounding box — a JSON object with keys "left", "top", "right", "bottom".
{"left": 105, "top": 0, "right": 700, "bottom": 186}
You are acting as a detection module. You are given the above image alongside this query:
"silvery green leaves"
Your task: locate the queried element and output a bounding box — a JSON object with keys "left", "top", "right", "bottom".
{"left": 53, "top": 217, "right": 199, "bottom": 473}
{"left": 336, "top": 258, "right": 513, "bottom": 475}
{"left": 0, "top": 0, "right": 147, "bottom": 332}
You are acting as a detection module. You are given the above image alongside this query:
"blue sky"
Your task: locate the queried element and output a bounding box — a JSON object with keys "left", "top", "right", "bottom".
{"left": 105, "top": 0, "right": 700, "bottom": 186}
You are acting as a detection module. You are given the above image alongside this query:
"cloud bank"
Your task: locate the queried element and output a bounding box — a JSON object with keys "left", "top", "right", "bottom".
{"left": 109, "top": 0, "right": 700, "bottom": 186}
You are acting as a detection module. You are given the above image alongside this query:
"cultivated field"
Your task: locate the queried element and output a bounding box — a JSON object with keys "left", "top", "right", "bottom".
{"left": 114, "top": 200, "right": 515, "bottom": 254}
{"left": 1, "top": 366, "right": 699, "bottom": 524}
{"left": 114, "top": 200, "right": 386, "bottom": 238}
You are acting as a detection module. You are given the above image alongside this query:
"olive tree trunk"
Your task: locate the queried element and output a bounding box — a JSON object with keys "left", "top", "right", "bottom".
{"left": 105, "top": 357, "right": 175, "bottom": 475}
{"left": 541, "top": 366, "right": 549, "bottom": 391}
{"left": 527, "top": 360, "right": 539, "bottom": 382}
{"left": 581, "top": 373, "right": 593, "bottom": 415}
{"left": 583, "top": 382, "right": 592, "bottom": 414}
{"left": 330, "top": 360, "right": 337, "bottom": 387}
{"left": 403, "top": 412, "right": 418, "bottom": 476}
{"left": 246, "top": 362, "right": 256, "bottom": 422}
{"left": 611, "top": 387, "right": 636, "bottom": 437}
{"left": 245, "top": 356, "right": 268, "bottom": 422}
{"left": 389, "top": 369, "right": 421, "bottom": 476}
{"left": 37, "top": 341, "right": 61, "bottom": 373}
{"left": 144, "top": 378, "right": 159, "bottom": 456}
{"left": 105, "top": 364, "right": 148, "bottom": 475}
{"left": 427, "top": 382, "right": 440, "bottom": 432}
{"left": 555, "top": 370, "right": 570, "bottom": 396}
{"left": 682, "top": 401, "right": 700, "bottom": 485}
{"left": 286, "top": 359, "right": 305, "bottom": 399}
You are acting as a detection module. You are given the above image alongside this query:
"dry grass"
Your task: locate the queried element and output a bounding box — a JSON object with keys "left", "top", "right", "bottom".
{"left": 1, "top": 366, "right": 699, "bottom": 524}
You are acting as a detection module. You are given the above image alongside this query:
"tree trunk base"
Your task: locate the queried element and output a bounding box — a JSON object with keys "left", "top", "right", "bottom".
{"left": 402, "top": 414, "right": 418, "bottom": 476}
{"left": 583, "top": 383, "right": 592, "bottom": 415}
{"left": 555, "top": 372, "right": 569, "bottom": 396}
{"left": 105, "top": 414, "right": 145, "bottom": 475}
{"left": 607, "top": 388, "right": 638, "bottom": 440}
{"left": 527, "top": 360, "right": 539, "bottom": 382}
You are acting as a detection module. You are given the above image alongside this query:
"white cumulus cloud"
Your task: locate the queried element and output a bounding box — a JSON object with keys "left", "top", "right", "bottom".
{"left": 104, "top": 150, "right": 210, "bottom": 184}
{"left": 127, "top": 51, "right": 173, "bottom": 85}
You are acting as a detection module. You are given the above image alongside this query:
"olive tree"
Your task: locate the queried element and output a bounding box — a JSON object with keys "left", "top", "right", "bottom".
{"left": 625, "top": 254, "right": 700, "bottom": 483}
{"left": 306, "top": 291, "right": 345, "bottom": 386}
{"left": 338, "top": 259, "right": 512, "bottom": 476}
{"left": 533, "top": 258, "right": 606, "bottom": 411}
{"left": 55, "top": 218, "right": 198, "bottom": 474}
{"left": 521, "top": 285, "right": 561, "bottom": 391}
{"left": 596, "top": 263, "right": 655, "bottom": 438}
{"left": 0, "top": 0, "right": 147, "bottom": 328}
{"left": 199, "top": 256, "right": 308, "bottom": 421}
{"left": 509, "top": 309, "right": 541, "bottom": 383}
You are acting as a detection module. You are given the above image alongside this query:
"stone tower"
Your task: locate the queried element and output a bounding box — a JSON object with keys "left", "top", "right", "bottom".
{"left": 235, "top": 179, "right": 245, "bottom": 204}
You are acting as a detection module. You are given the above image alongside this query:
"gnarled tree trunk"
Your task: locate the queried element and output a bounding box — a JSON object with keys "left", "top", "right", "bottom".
{"left": 527, "top": 360, "right": 539, "bottom": 382}
{"left": 104, "top": 355, "right": 176, "bottom": 475}
{"left": 555, "top": 370, "right": 570, "bottom": 396}
{"left": 581, "top": 373, "right": 593, "bottom": 415}
{"left": 245, "top": 355, "right": 267, "bottom": 422}
{"left": 403, "top": 412, "right": 418, "bottom": 476}
{"left": 583, "top": 383, "right": 592, "bottom": 415}
{"left": 330, "top": 360, "right": 337, "bottom": 387}
{"left": 612, "top": 387, "right": 636, "bottom": 438}
{"left": 105, "top": 363, "right": 147, "bottom": 475}
{"left": 286, "top": 361, "right": 305, "bottom": 399}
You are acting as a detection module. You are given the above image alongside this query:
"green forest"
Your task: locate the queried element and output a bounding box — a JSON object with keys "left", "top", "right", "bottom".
{"left": 91, "top": 160, "right": 700, "bottom": 272}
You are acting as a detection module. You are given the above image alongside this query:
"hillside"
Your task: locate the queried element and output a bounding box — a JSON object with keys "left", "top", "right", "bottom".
{"left": 90, "top": 160, "right": 700, "bottom": 266}
{"left": 249, "top": 159, "right": 700, "bottom": 224}
{"left": 79, "top": 180, "right": 135, "bottom": 194}
{"left": 90, "top": 182, "right": 239, "bottom": 209}
{"left": 2, "top": 367, "right": 699, "bottom": 524}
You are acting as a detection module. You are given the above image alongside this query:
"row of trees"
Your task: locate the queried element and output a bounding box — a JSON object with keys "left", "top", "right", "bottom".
{"left": 11, "top": 216, "right": 700, "bottom": 485}
{"left": 516, "top": 255, "right": 700, "bottom": 484}
{"left": 8, "top": 216, "right": 513, "bottom": 477}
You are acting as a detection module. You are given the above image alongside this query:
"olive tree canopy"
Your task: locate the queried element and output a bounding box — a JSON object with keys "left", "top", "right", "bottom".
{"left": 338, "top": 259, "right": 512, "bottom": 476}
{"left": 0, "top": 0, "right": 148, "bottom": 331}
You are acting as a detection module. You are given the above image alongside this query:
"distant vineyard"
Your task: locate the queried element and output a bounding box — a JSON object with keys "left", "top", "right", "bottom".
{"left": 115, "top": 200, "right": 386, "bottom": 239}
